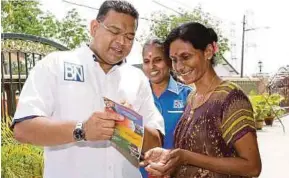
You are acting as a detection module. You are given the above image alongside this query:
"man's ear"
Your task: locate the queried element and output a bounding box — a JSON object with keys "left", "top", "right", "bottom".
{"left": 90, "top": 19, "right": 99, "bottom": 37}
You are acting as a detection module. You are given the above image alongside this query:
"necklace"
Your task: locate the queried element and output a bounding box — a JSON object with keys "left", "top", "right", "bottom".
{"left": 192, "top": 76, "right": 218, "bottom": 110}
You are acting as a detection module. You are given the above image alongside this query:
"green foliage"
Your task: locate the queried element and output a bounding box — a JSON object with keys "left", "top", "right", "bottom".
{"left": 249, "top": 94, "right": 267, "bottom": 121}
{"left": 1, "top": 0, "right": 89, "bottom": 49}
{"left": 1, "top": 1, "right": 44, "bottom": 36}
{"left": 249, "top": 92, "right": 286, "bottom": 121}
{"left": 57, "top": 9, "right": 90, "bottom": 49}
{"left": 146, "top": 6, "right": 230, "bottom": 64}
{"left": 1, "top": 144, "right": 44, "bottom": 178}
{"left": 1, "top": 117, "right": 16, "bottom": 145}
{"left": 1, "top": 118, "right": 44, "bottom": 178}
{"left": 262, "top": 93, "right": 286, "bottom": 118}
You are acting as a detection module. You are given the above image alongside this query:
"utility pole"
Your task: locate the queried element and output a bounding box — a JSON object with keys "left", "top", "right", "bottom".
{"left": 240, "top": 15, "right": 246, "bottom": 78}
{"left": 240, "top": 14, "right": 269, "bottom": 78}
{"left": 258, "top": 60, "right": 263, "bottom": 73}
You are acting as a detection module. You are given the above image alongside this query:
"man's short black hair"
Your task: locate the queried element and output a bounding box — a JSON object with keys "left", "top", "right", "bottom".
{"left": 97, "top": 1, "right": 139, "bottom": 24}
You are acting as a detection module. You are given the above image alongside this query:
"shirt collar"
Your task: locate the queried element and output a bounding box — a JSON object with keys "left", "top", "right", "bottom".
{"left": 80, "top": 44, "right": 124, "bottom": 73}
{"left": 80, "top": 44, "right": 94, "bottom": 60}
{"left": 167, "top": 75, "right": 180, "bottom": 94}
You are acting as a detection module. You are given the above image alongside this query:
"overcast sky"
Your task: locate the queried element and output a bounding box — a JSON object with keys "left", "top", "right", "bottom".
{"left": 39, "top": 0, "right": 289, "bottom": 77}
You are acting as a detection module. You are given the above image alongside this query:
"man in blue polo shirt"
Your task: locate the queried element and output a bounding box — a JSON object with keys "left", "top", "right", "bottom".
{"left": 140, "top": 38, "right": 192, "bottom": 178}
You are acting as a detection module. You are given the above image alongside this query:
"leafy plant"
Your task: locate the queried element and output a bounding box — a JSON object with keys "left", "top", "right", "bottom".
{"left": 249, "top": 93, "right": 285, "bottom": 120}
{"left": 261, "top": 93, "right": 285, "bottom": 118}
{"left": 1, "top": 144, "right": 44, "bottom": 178}
{"left": 1, "top": 117, "right": 44, "bottom": 178}
{"left": 249, "top": 94, "right": 267, "bottom": 121}
{"left": 1, "top": 0, "right": 89, "bottom": 49}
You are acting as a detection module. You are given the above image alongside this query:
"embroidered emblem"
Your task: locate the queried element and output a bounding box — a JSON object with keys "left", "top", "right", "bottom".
{"left": 64, "top": 62, "right": 84, "bottom": 82}
{"left": 173, "top": 100, "right": 184, "bottom": 108}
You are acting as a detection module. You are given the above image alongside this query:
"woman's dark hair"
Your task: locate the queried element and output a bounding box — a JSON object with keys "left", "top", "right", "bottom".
{"left": 97, "top": 1, "right": 139, "bottom": 27}
{"left": 142, "top": 38, "right": 172, "bottom": 68}
{"left": 164, "top": 22, "right": 218, "bottom": 65}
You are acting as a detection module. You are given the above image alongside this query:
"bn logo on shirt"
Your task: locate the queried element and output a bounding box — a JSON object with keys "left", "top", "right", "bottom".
{"left": 173, "top": 100, "right": 184, "bottom": 109}
{"left": 64, "top": 62, "right": 84, "bottom": 82}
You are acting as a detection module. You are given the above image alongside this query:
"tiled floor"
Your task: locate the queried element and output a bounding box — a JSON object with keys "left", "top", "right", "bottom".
{"left": 257, "top": 115, "right": 289, "bottom": 178}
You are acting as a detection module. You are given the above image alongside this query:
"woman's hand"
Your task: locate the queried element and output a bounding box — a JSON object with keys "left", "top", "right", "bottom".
{"left": 140, "top": 147, "right": 170, "bottom": 167}
{"left": 140, "top": 148, "right": 186, "bottom": 177}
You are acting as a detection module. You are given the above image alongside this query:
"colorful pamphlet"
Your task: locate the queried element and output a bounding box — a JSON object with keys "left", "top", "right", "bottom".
{"left": 103, "top": 97, "right": 144, "bottom": 167}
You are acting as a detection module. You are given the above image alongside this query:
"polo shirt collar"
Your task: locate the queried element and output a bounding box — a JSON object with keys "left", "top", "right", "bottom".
{"left": 80, "top": 44, "right": 124, "bottom": 73}
{"left": 167, "top": 75, "right": 179, "bottom": 95}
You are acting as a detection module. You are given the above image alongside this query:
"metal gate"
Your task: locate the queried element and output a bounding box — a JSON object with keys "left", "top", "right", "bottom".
{"left": 1, "top": 33, "right": 69, "bottom": 121}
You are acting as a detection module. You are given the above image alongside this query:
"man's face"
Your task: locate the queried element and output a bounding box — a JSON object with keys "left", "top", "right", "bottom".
{"left": 90, "top": 10, "right": 137, "bottom": 65}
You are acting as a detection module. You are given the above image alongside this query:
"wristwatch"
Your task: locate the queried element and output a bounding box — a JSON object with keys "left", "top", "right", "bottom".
{"left": 73, "top": 121, "right": 86, "bottom": 141}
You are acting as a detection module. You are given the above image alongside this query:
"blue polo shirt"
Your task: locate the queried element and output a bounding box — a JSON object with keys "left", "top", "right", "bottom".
{"left": 140, "top": 75, "right": 192, "bottom": 178}
{"left": 153, "top": 76, "right": 192, "bottom": 148}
